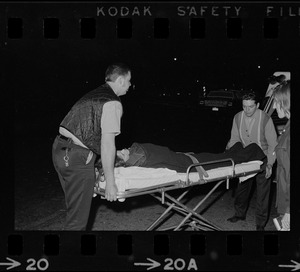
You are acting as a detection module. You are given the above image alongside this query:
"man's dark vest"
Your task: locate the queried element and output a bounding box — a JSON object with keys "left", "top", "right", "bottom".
{"left": 60, "top": 83, "right": 120, "bottom": 155}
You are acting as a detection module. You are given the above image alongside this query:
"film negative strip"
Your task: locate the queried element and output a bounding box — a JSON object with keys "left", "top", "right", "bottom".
{"left": 2, "top": 1, "right": 300, "bottom": 271}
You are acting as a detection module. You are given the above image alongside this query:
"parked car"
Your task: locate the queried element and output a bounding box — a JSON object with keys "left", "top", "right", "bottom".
{"left": 199, "top": 89, "right": 242, "bottom": 112}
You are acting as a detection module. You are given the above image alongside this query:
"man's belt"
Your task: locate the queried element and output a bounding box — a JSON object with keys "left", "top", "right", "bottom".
{"left": 58, "top": 134, "right": 94, "bottom": 164}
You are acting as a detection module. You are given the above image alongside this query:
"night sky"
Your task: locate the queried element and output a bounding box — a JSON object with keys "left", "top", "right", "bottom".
{"left": 4, "top": 2, "right": 298, "bottom": 148}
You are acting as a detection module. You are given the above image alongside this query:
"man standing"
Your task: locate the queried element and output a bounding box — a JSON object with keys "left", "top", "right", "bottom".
{"left": 226, "top": 92, "right": 277, "bottom": 231}
{"left": 52, "top": 63, "right": 131, "bottom": 230}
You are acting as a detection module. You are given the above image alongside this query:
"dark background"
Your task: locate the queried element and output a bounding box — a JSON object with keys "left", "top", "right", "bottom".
{"left": 0, "top": 4, "right": 299, "bottom": 270}
{"left": 6, "top": 3, "right": 298, "bottom": 153}
{"left": 2, "top": 2, "right": 299, "bottom": 233}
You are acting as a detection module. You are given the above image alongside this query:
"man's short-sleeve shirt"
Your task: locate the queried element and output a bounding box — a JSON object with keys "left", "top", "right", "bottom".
{"left": 101, "top": 101, "right": 123, "bottom": 135}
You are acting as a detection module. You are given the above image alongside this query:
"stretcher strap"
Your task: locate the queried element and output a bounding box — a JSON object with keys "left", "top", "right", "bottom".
{"left": 184, "top": 153, "right": 209, "bottom": 180}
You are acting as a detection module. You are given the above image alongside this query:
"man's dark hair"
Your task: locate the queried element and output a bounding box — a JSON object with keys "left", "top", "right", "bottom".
{"left": 105, "top": 63, "right": 131, "bottom": 82}
{"left": 242, "top": 91, "right": 261, "bottom": 104}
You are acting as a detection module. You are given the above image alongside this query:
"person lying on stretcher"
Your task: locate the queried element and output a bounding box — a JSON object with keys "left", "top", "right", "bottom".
{"left": 96, "top": 142, "right": 266, "bottom": 174}
{"left": 93, "top": 142, "right": 266, "bottom": 196}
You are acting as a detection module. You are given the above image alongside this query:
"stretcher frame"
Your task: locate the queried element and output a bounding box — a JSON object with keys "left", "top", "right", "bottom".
{"left": 94, "top": 158, "right": 262, "bottom": 231}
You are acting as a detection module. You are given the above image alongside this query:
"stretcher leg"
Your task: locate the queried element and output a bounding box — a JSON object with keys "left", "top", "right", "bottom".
{"left": 147, "top": 179, "right": 226, "bottom": 231}
{"left": 146, "top": 189, "right": 190, "bottom": 230}
{"left": 163, "top": 193, "right": 222, "bottom": 231}
{"left": 149, "top": 197, "right": 215, "bottom": 231}
{"left": 159, "top": 205, "right": 219, "bottom": 231}
{"left": 174, "top": 179, "right": 225, "bottom": 230}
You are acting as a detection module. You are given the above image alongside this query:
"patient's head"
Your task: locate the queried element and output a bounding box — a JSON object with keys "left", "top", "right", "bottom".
{"left": 94, "top": 151, "right": 128, "bottom": 172}
{"left": 115, "top": 152, "right": 128, "bottom": 167}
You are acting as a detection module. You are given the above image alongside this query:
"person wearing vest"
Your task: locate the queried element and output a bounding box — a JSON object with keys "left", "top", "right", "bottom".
{"left": 226, "top": 92, "right": 277, "bottom": 231}
{"left": 272, "top": 81, "right": 290, "bottom": 231}
{"left": 52, "top": 63, "right": 131, "bottom": 230}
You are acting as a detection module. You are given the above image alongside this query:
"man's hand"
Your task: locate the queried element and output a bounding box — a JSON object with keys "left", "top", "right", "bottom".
{"left": 281, "top": 213, "right": 290, "bottom": 230}
{"left": 105, "top": 181, "right": 118, "bottom": 202}
{"left": 265, "top": 164, "right": 272, "bottom": 179}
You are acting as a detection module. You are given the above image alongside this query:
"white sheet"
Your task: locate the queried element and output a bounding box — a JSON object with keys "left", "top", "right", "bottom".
{"left": 96, "top": 161, "right": 263, "bottom": 193}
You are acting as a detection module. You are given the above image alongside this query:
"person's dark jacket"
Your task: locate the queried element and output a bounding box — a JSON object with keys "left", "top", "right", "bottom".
{"left": 60, "top": 83, "right": 120, "bottom": 155}
{"left": 275, "top": 119, "right": 290, "bottom": 214}
{"left": 125, "top": 142, "right": 266, "bottom": 172}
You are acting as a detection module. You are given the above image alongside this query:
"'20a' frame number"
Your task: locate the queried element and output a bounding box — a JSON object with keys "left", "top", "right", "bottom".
{"left": 164, "top": 258, "right": 198, "bottom": 270}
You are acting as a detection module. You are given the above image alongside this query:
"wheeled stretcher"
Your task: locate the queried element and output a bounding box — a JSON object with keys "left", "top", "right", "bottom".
{"left": 93, "top": 158, "right": 263, "bottom": 231}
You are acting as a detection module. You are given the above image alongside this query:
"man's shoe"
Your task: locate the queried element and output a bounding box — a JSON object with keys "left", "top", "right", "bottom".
{"left": 227, "top": 215, "right": 246, "bottom": 223}
{"left": 256, "top": 225, "right": 265, "bottom": 231}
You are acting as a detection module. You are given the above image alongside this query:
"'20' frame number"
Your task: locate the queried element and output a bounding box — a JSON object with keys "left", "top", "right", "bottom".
{"left": 26, "top": 258, "right": 49, "bottom": 271}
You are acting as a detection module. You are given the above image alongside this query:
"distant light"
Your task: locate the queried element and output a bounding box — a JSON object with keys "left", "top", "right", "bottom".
{"left": 177, "top": 92, "right": 180, "bottom": 95}
{"left": 85, "top": 81, "right": 89, "bottom": 84}
{"left": 174, "top": 57, "right": 177, "bottom": 61}
{"left": 276, "top": 57, "right": 279, "bottom": 61}
{"left": 257, "top": 65, "right": 261, "bottom": 69}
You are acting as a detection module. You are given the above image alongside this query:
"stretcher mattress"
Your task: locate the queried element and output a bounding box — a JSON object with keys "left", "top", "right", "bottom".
{"left": 96, "top": 160, "right": 263, "bottom": 193}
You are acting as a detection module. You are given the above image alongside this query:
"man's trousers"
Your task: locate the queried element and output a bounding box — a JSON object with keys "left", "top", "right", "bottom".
{"left": 52, "top": 135, "right": 96, "bottom": 230}
{"left": 233, "top": 159, "right": 271, "bottom": 227}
